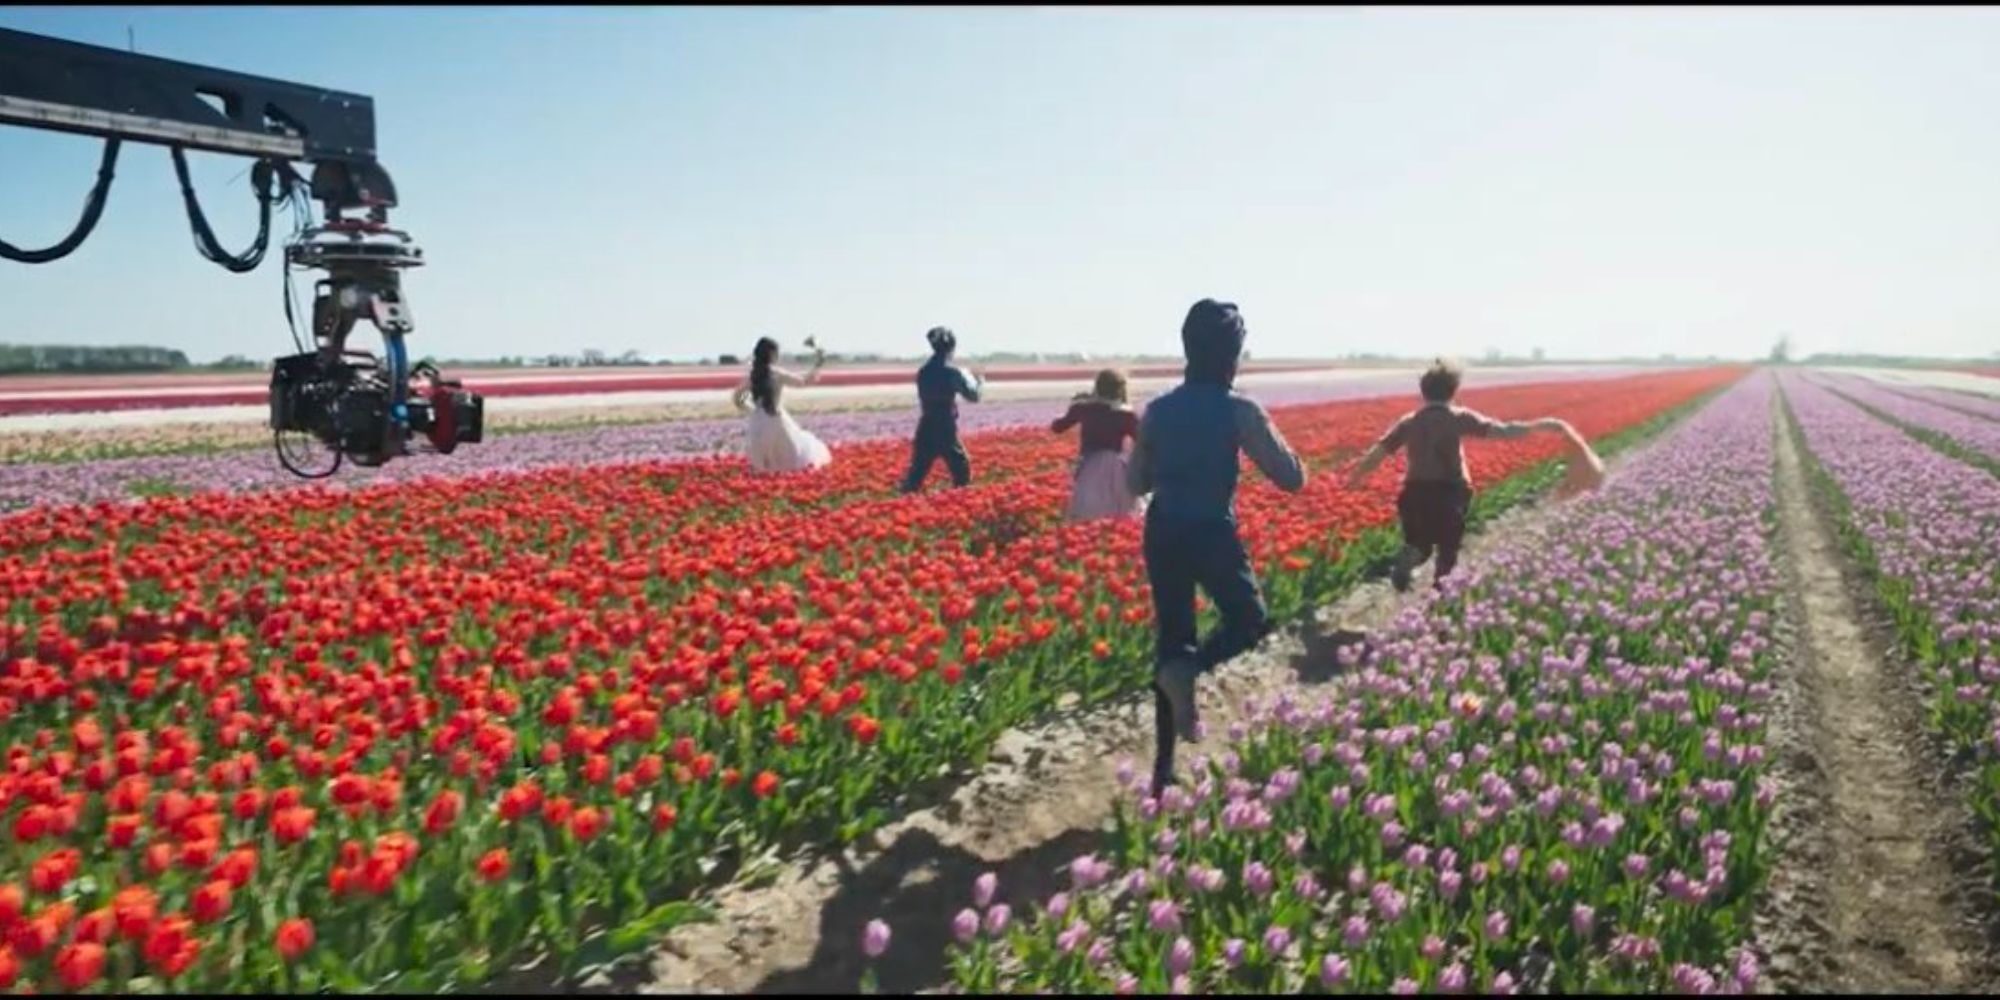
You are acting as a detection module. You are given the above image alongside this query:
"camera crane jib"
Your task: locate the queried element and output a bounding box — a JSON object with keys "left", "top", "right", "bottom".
{"left": 0, "top": 26, "right": 483, "bottom": 477}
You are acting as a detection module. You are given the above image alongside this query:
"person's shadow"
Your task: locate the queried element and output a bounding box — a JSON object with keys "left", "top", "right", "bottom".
{"left": 751, "top": 825, "right": 1105, "bottom": 994}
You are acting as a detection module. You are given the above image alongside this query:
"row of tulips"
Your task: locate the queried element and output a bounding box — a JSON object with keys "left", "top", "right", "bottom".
{"left": 1778, "top": 374, "right": 2000, "bottom": 871}
{"left": 1860, "top": 378, "right": 2000, "bottom": 423}
{"left": 1805, "top": 373, "right": 2000, "bottom": 475}
{"left": 0, "top": 370, "right": 1738, "bottom": 992}
{"left": 931, "top": 372, "right": 1782, "bottom": 994}
{"left": 0, "top": 368, "right": 1642, "bottom": 512}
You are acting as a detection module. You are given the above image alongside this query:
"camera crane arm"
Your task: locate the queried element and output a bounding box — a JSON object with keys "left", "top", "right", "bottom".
{"left": 0, "top": 26, "right": 482, "bottom": 475}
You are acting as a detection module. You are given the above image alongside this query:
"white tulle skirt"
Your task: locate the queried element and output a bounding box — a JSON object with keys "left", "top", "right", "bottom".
{"left": 1066, "top": 449, "right": 1145, "bottom": 522}
{"left": 744, "top": 407, "right": 832, "bottom": 474}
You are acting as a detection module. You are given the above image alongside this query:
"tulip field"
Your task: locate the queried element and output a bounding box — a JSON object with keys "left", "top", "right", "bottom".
{"left": 4, "top": 362, "right": 2000, "bottom": 993}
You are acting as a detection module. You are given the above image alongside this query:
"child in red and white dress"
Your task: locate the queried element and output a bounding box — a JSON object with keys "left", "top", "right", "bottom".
{"left": 1051, "top": 369, "right": 1144, "bottom": 522}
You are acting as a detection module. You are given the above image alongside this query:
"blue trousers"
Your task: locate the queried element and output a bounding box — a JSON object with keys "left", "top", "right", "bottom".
{"left": 1143, "top": 510, "right": 1271, "bottom": 793}
{"left": 900, "top": 428, "right": 971, "bottom": 493}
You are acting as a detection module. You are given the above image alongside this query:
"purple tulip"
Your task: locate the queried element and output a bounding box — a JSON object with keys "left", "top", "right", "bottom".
{"left": 1342, "top": 915, "right": 1371, "bottom": 948}
{"left": 973, "top": 872, "right": 998, "bottom": 909}
{"left": 1320, "top": 953, "right": 1350, "bottom": 988}
{"left": 1071, "top": 854, "right": 1108, "bottom": 889}
{"left": 1046, "top": 893, "right": 1069, "bottom": 920}
{"left": 1263, "top": 924, "right": 1293, "bottom": 956}
{"left": 1439, "top": 963, "right": 1469, "bottom": 993}
{"left": 1057, "top": 920, "right": 1092, "bottom": 956}
{"left": 1087, "top": 937, "right": 1114, "bottom": 967}
{"left": 984, "top": 903, "right": 1011, "bottom": 936}
{"left": 1147, "top": 899, "right": 1181, "bottom": 934}
{"left": 1439, "top": 870, "right": 1464, "bottom": 900}
{"left": 1292, "top": 872, "right": 1322, "bottom": 900}
{"left": 862, "top": 919, "right": 891, "bottom": 959}
{"left": 1243, "top": 861, "right": 1274, "bottom": 897}
{"left": 1548, "top": 859, "right": 1571, "bottom": 885}
{"left": 1222, "top": 938, "right": 1246, "bottom": 969}
{"left": 951, "top": 908, "right": 979, "bottom": 945}
{"left": 1623, "top": 853, "right": 1650, "bottom": 880}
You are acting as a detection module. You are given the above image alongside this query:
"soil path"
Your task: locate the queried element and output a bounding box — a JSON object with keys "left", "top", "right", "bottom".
{"left": 1757, "top": 392, "right": 1995, "bottom": 992}
{"left": 626, "top": 465, "right": 1623, "bottom": 995}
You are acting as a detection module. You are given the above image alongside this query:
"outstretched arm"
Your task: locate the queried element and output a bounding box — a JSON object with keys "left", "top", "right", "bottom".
{"left": 955, "top": 366, "right": 983, "bottom": 403}
{"left": 1464, "top": 409, "right": 1568, "bottom": 440}
{"left": 731, "top": 379, "right": 753, "bottom": 414}
{"left": 1052, "top": 402, "right": 1084, "bottom": 434}
{"left": 1346, "top": 417, "right": 1408, "bottom": 487}
{"left": 1233, "top": 398, "right": 1306, "bottom": 493}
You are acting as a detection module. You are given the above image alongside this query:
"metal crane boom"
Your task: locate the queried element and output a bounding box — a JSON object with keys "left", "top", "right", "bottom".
{"left": 0, "top": 25, "right": 482, "bottom": 477}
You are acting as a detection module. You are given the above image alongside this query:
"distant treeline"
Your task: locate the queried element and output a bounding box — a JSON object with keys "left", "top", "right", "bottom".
{"left": 0, "top": 343, "right": 194, "bottom": 375}
{"left": 1803, "top": 353, "right": 2000, "bottom": 368}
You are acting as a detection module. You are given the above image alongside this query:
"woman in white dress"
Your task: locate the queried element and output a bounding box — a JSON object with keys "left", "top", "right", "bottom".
{"left": 732, "top": 336, "right": 833, "bottom": 474}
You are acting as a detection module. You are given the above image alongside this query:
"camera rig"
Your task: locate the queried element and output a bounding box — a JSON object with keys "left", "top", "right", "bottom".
{"left": 1, "top": 26, "right": 482, "bottom": 477}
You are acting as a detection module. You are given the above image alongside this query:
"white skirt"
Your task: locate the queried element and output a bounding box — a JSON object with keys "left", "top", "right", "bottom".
{"left": 744, "top": 406, "right": 832, "bottom": 474}
{"left": 1066, "top": 449, "right": 1145, "bottom": 522}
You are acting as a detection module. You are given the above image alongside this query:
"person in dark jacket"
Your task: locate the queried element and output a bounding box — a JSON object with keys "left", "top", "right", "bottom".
{"left": 900, "top": 326, "right": 984, "bottom": 493}
{"left": 1128, "top": 299, "right": 1307, "bottom": 793}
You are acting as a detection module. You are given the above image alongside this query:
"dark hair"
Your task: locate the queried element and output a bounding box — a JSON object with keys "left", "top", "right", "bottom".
{"left": 749, "top": 337, "right": 780, "bottom": 415}
{"left": 1419, "top": 358, "right": 1463, "bottom": 403}
{"left": 926, "top": 326, "right": 956, "bottom": 358}
{"left": 1182, "top": 298, "right": 1245, "bottom": 386}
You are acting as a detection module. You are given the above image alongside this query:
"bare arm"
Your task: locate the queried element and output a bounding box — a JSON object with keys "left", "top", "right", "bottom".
{"left": 1464, "top": 409, "right": 1567, "bottom": 440}
{"left": 731, "top": 379, "right": 753, "bottom": 414}
{"left": 1345, "top": 416, "right": 1407, "bottom": 487}
{"left": 1233, "top": 398, "right": 1306, "bottom": 493}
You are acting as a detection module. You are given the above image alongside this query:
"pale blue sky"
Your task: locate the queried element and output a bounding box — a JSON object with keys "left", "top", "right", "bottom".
{"left": 3, "top": 6, "right": 1998, "bottom": 363}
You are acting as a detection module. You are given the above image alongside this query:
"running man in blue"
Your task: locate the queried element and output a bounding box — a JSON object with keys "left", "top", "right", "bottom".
{"left": 901, "top": 326, "right": 984, "bottom": 493}
{"left": 1128, "top": 299, "right": 1307, "bottom": 794}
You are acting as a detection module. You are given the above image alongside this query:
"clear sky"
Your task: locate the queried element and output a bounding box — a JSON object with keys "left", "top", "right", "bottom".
{"left": 4, "top": 6, "right": 1998, "bottom": 364}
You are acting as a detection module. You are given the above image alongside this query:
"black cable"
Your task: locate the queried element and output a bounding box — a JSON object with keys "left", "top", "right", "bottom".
{"left": 0, "top": 138, "right": 122, "bottom": 264}
{"left": 275, "top": 426, "right": 342, "bottom": 479}
{"left": 170, "top": 145, "right": 274, "bottom": 273}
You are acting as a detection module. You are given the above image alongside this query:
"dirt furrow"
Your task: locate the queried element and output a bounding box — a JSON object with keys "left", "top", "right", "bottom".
{"left": 1757, "top": 391, "right": 1996, "bottom": 992}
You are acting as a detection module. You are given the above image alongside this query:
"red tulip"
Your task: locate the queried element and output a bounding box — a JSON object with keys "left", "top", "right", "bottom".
{"left": 275, "top": 917, "right": 315, "bottom": 961}
{"left": 112, "top": 885, "right": 157, "bottom": 941}
{"left": 570, "top": 806, "right": 605, "bottom": 842}
{"left": 54, "top": 941, "right": 105, "bottom": 990}
{"left": 476, "top": 848, "right": 511, "bottom": 883}
{"left": 189, "top": 879, "right": 233, "bottom": 924}
{"left": 423, "top": 790, "right": 463, "bottom": 835}
{"left": 272, "top": 806, "right": 316, "bottom": 845}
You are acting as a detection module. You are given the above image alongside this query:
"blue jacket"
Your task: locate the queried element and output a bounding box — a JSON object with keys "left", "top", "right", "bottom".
{"left": 916, "top": 356, "right": 982, "bottom": 436}
{"left": 1127, "top": 382, "right": 1306, "bottom": 523}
